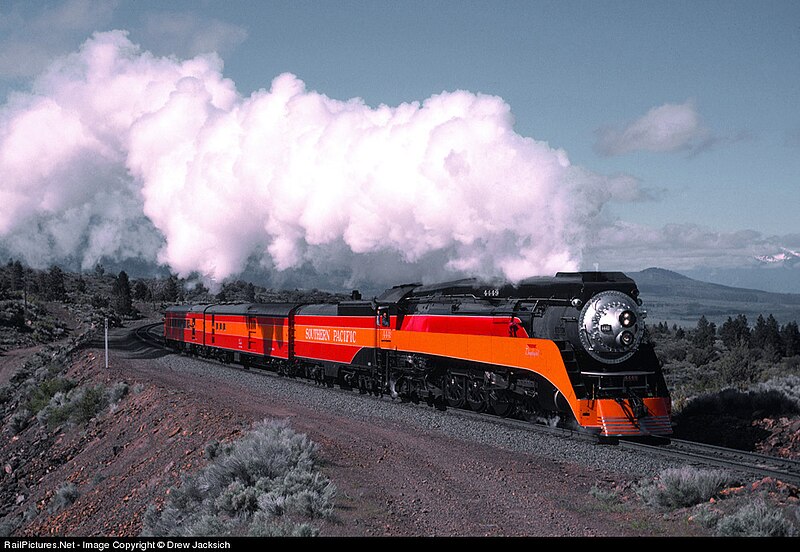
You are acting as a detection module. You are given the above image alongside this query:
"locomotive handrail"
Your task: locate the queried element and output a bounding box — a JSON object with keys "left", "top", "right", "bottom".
{"left": 580, "top": 370, "right": 656, "bottom": 376}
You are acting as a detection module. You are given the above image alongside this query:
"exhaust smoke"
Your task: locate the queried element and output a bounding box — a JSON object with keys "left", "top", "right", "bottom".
{"left": 0, "top": 31, "right": 642, "bottom": 289}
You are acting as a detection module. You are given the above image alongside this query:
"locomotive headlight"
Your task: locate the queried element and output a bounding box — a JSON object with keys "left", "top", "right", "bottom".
{"left": 578, "top": 290, "right": 645, "bottom": 364}
{"left": 619, "top": 310, "right": 636, "bottom": 328}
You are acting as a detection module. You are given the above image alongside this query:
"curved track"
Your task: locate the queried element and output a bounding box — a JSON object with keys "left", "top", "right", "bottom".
{"left": 130, "top": 321, "right": 800, "bottom": 486}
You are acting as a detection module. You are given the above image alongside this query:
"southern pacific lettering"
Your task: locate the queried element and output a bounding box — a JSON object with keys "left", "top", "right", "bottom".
{"left": 302, "top": 328, "right": 358, "bottom": 343}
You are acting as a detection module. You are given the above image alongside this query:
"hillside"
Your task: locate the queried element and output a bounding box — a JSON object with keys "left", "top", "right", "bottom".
{"left": 630, "top": 268, "right": 800, "bottom": 327}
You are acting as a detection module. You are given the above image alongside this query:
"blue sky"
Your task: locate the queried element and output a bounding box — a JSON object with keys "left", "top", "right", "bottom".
{"left": 0, "top": 0, "right": 798, "bottom": 285}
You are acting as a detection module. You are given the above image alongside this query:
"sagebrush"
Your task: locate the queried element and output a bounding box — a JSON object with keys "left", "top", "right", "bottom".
{"left": 142, "top": 419, "right": 335, "bottom": 537}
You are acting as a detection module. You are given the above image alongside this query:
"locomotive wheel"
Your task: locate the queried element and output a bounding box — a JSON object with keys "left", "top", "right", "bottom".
{"left": 466, "top": 379, "right": 487, "bottom": 413}
{"left": 394, "top": 377, "right": 412, "bottom": 402}
{"left": 488, "top": 390, "right": 515, "bottom": 418}
{"left": 444, "top": 374, "right": 466, "bottom": 408}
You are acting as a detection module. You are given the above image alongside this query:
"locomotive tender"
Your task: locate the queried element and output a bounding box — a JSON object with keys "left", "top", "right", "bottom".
{"left": 164, "top": 272, "right": 672, "bottom": 437}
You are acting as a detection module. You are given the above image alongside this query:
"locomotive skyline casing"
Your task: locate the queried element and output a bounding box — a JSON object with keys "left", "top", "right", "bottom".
{"left": 164, "top": 272, "right": 672, "bottom": 437}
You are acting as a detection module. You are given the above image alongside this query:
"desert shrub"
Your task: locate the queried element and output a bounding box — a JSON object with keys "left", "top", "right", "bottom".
{"left": 204, "top": 440, "right": 221, "bottom": 460}
{"left": 689, "top": 346, "right": 717, "bottom": 368}
{"left": 0, "top": 301, "right": 27, "bottom": 330}
{"left": 715, "top": 499, "right": 797, "bottom": 537}
{"left": 754, "top": 375, "right": 800, "bottom": 412}
{"left": 588, "top": 485, "right": 623, "bottom": 512}
{"left": 9, "top": 408, "right": 32, "bottom": 434}
{"left": 48, "top": 482, "right": 79, "bottom": 514}
{"left": 0, "top": 385, "right": 12, "bottom": 406}
{"left": 690, "top": 504, "right": 722, "bottom": 528}
{"left": 34, "top": 380, "right": 130, "bottom": 430}
{"left": 70, "top": 385, "right": 108, "bottom": 425}
{"left": 663, "top": 360, "right": 723, "bottom": 411}
{"left": 36, "top": 391, "right": 69, "bottom": 427}
{"left": 678, "top": 387, "right": 799, "bottom": 421}
{"left": 637, "top": 467, "right": 734, "bottom": 510}
{"left": 248, "top": 517, "right": 318, "bottom": 537}
{"left": 25, "top": 377, "right": 76, "bottom": 414}
{"left": 142, "top": 419, "right": 335, "bottom": 537}
{"left": 711, "top": 345, "right": 760, "bottom": 388}
{"left": 37, "top": 385, "right": 107, "bottom": 429}
{"left": 0, "top": 515, "right": 21, "bottom": 537}
{"left": 654, "top": 339, "right": 689, "bottom": 363}
{"left": 106, "top": 382, "right": 129, "bottom": 403}
{"left": 589, "top": 485, "right": 618, "bottom": 502}
{"left": 90, "top": 295, "right": 109, "bottom": 309}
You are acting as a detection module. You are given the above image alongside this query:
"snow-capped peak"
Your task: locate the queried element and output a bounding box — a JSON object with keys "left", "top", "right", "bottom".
{"left": 755, "top": 248, "right": 800, "bottom": 266}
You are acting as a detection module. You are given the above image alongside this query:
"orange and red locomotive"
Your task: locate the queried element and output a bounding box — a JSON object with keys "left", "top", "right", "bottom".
{"left": 164, "top": 272, "right": 672, "bottom": 438}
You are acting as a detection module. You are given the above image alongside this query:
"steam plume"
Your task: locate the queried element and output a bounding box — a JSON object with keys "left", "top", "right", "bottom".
{"left": 0, "top": 31, "right": 641, "bottom": 288}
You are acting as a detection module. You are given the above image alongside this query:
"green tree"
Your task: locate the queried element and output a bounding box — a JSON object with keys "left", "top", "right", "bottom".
{"left": 133, "top": 280, "right": 149, "bottom": 301}
{"left": 692, "top": 315, "right": 716, "bottom": 349}
{"left": 161, "top": 276, "right": 180, "bottom": 302}
{"left": 9, "top": 260, "right": 24, "bottom": 291}
{"left": 780, "top": 321, "right": 800, "bottom": 357}
{"left": 752, "top": 314, "right": 782, "bottom": 353}
{"left": 112, "top": 271, "right": 133, "bottom": 315}
{"left": 44, "top": 265, "right": 67, "bottom": 301}
{"left": 719, "top": 314, "right": 750, "bottom": 349}
{"left": 713, "top": 344, "right": 759, "bottom": 387}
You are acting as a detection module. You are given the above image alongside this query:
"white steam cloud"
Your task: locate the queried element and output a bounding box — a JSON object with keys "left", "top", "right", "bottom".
{"left": 0, "top": 31, "right": 643, "bottom": 288}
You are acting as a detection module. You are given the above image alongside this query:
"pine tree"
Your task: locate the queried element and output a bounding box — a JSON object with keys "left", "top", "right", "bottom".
{"left": 133, "top": 280, "right": 149, "bottom": 301}
{"left": 752, "top": 314, "right": 782, "bottom": 353}
{"left": 692, "top": 315, "right": 716, "bottom": 349}
{"left": 780, "top": 321, "right": 800, "bottom": 357}
{"left": 112, "top": 271, "right": 133, "bottom": 315}
{"left": 719, "top": 314, "right": 750, "bottom": 349}
{"left": 161, "top": 276, "right": 180, "bottom": 302}
{"left": 751, "top": 315, "right": 768, "bottom": 349}
{"left": 44, "top": 265, "right": 67, "bottom": 301}
{"left": 9, "top": 260, "right": 24, "bottom": 291}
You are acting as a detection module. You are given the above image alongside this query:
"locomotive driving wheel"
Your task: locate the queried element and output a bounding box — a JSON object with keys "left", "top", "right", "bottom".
{"left": 488, "top": 389, "right": 515, "bottom": 418}
{"left": 444, "top": 373, "right": 466, "bottom": 408}
{"left": 466, "top": 378, "right": 487, "bottom": 412}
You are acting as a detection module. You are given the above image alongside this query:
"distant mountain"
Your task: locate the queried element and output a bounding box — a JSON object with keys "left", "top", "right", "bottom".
{"left": 628, "top": 267, "right": 800, "bottom": 327}
{"left": 680, "top": 265, "right": 800, "bottom": 294}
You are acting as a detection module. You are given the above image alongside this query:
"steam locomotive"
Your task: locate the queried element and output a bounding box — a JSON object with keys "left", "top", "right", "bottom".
{"left": 164, "top": 272, "right": 672, "bottom": 438}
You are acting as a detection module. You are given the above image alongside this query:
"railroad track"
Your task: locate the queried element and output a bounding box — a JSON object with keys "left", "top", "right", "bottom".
{"left": 129, "top": 320, "right": 800, "bottom": 486}
{"left": 620, "top": 437, "right": 800, "bottom": 486}
{"left": 133, "top": 321, "right": 166, "bottom": 347}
